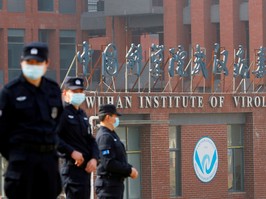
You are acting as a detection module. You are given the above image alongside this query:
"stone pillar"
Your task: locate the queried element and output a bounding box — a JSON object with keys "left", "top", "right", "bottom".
{"left": 149, "top": 112, "right": 170, "bottom": 199}
{"left": 248, "top": 0, "right": 266, "bottom": 89}
{"left": 220, "top": 0, "right": 246, "bottom": 92}
{"left": 106, "top": 16, "right": 132, "bottom": 63}
{"left": 164, "top": 0, "right": 189, "bottom": 92}
{"left": 191, "top": 0, "right": 216, "bottom": 90}
{"left": 251, "top": 111, "right": 266, "bottom": 197}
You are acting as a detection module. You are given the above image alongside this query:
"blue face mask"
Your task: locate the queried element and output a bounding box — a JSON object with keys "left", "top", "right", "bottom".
{"left": 22, "top": 63, "right": 45, "bottom": 80}
{"left": 114, "top": 117, "right": 120, "bottom": 128}
{"left": 70, "top": 93, "right": 86, "bottom": 106}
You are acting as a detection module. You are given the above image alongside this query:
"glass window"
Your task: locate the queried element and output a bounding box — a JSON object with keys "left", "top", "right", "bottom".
{"left": 185, "top": 0, "right": 191, "bottom": 7}
{"left": 8, "top": 29, "right": 24, "bottom": 81}
{"left": 59, "top": 0, "right": 76, "bottom": 14}
{"left": 7, "top": 0, "right": 25, "bottom": 12}
{"left": 0, "top": 0, "right": 2, "bottom": 10}
{"left": 38, "top": 0, "right": 53, "bottom": 12}
{"left": 228, "top": 125, "right": 244, "bottom": 192}
{"left": 152, "top": 0, "right": 163, "bottom": 7}
{"left": 212, "top": 0, "right": 219, "bottom": 5}
{"left": 88, "top": 0, "right": 97, "bottom": 12}
{"left": 116, "top": 126, "right": 142, "bottom": 199}
{"left": 39, "top": 29, "right": 51, "bottom": 44}
{"left": 60, "top": 30, "right": 76, "bottom": 82}
{"left": 39, "top": 29, "right": 57, "bottom": 81}
{"left": 169, "top": 126, "right": 181, "bottom": 197}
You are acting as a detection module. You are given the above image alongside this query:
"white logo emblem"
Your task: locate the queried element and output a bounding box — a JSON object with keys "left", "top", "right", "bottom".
{"left": 16, "top": 96, "right": 27, "bottom": 101}
{"left": 75, "top": 79, "right": 81, "bottom": 85}
{"left": 51, "top": 107, "right": 58, "bottom": 119}
{"left": 30, "top": 48, "right": 38, "bottom": 55}
{"left": 193, "top": 137, "right": 218, "bottom": 183}
{"left": 68, "top": 115, "right": 74, "bottom": 119}
{"left": 0, "top": 110, "right": 2, "bottom": 117}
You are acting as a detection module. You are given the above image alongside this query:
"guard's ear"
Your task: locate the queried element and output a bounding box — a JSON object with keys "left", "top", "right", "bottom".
{"left": 62, "top": 89, "right": 70, "bottom": 102}
{"left": 45, "top": 58, "right": 50, "bottom": 65}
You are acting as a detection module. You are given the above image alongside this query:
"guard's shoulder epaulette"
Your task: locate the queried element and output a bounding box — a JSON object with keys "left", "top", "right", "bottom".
{"left": 44, "top": 77, "right": 60, "bottom": 87}
{"left": 4, "top": 77, "right": 20, "bottom": 89}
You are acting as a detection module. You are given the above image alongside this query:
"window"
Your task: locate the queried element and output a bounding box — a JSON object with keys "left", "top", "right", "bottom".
{"left": 38, "top": 0, "right": 53, "bottom": 12}
{"left": 152, "top": 0, "right": 163, "bottom": 7}
{"left": 228, "top": 125, "right": 244, "bottom": 192}
{"left": 212, "top": 0, "right": 219, "bottom": 5}
{"left": 59, "top": 0, "right": 76, "bottom": 14}
{"left": 116, "top": 126, "right": 142, "bottom": 199}
{"left": 7, "top": 0, "right": 25, "bottom": 12}
{"left": 88, "top": 0, "right": 97, "bottom": 12}
{"left": 0, "top": 0, "right": 2, "bottom": 10}
{"left": 39, "top": 29, "right": 57, "bottom": 81}
{"left": 169, "top": 126, "right": 181, "bottom": 196}
{"left": 185, "top": 0, "right": 191, "bottom": 7}
{"left": 8, "top": 29, "right": 24, "bottom": 81}
{"left": 60, "top": 30, "right": 76, "bottom": 82}
{"left": 39, "top": 29, "right": 51, "bottom": 44}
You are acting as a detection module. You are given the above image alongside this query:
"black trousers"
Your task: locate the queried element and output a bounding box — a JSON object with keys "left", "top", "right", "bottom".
{"left": 4, "top": 150, "right": 61, "bottom": 199}
{"left": 95, "top": 176, "right": 124, "bottom": 199}
{"left": 61, "top": 162, "right": 91, "bottom": 199}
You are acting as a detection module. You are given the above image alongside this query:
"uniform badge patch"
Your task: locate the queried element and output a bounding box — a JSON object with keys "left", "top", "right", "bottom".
{"left": 102, "top": 150, "right": 110, "bottom": 155}
{"left": 51, "top": 107, "right": 58, "bottom": 119}
{"left": 0, "top": 110, "right": 2, "bottom": 117}
{"left": 75, "top": 79, "right": 81, "bottom": 85}
{"left": 68, "top": 115, "right": 74, "bottom": 119}
{"left": 30, "top": 48, "right": 38, "bottom": 55}
{"left": 16, "top": 96, "right": 27, "bottom": 101}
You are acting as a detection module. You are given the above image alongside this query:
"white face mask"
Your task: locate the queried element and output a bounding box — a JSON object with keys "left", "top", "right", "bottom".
{"left": 70, "top": 93, "right": 86, "bottom": 106}
{"left": 113, "top": 117, "right": 120, "bottom": 128}
{"left": 21, "top": 63, "right": 45, "bottom": 80}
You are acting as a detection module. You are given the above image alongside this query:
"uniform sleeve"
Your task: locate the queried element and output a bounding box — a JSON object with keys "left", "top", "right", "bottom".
{"left": 0, "top": 88, "right": 12, "bottom": 160}
{"left": 97, "top": 134, "right": 132, "bottom": 177}
{"left": 55, "top": 111, "right": 75, "bottom": 156}
{"left": 88, "top": 132, "right": 100, "bottom": 160}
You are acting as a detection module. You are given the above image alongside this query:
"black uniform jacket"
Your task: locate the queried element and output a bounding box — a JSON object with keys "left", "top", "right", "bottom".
{"left": 96, "top": 126, "right": 132, "bottom": 178}
{"left": 0, "top": 75, "right": 63, "bottom": 160}
{"left": 57, "top": 103, "right": 99, "bottom": 168}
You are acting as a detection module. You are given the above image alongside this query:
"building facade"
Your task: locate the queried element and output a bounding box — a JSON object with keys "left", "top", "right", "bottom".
{"left": 1, "top": 0, "right": 266, "bottom": 199}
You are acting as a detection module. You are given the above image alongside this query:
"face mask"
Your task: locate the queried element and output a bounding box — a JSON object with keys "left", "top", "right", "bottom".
{"left": 114, "top": 117, "right": 120, "bottom": 128}
{"left": 21, "top": 63, "right": 45, "bottom": 80}
{"left": 70, "top": 93, "right": 86, "bottom": 106}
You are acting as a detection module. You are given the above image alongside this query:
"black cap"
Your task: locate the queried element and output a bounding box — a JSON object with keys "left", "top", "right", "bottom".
{"left": 98, "top": 104, "right": 122, "bottom": 116}
{"left": 21, "top": 42, "right": 48, "bottom": 62}
{"left": 63, "top": 76, "right": 85, "bottom": 90}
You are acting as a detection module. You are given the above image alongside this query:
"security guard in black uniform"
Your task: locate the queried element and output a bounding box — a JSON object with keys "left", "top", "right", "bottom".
{"left": 0, "top": 42, "right": 63, "bottom": 199}
{"left": 95, "top": 104, "right": 138, "bottom": 199}
{"left": 57, "top": 76, "right": 99, "bottom": 199}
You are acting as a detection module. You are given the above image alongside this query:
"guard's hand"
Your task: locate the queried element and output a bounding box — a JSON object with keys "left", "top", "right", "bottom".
{"left": 130, "top": 167, "right": 138, "bottom": 179}
{"left": 71, "top": 150, "right": 84, "bottom": 167}
{"left": 85, "top": 158, "right": 97, "bottom": 173}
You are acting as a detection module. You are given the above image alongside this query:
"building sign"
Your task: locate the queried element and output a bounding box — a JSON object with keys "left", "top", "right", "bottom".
{"left": 85, "top": 94, "right": 266, "bottom": 109}
{"left": 193, "top": 137, "right": 218, "bottom": 183}
{"left": 74, "top": 41, "right": 265, "bottom": 94}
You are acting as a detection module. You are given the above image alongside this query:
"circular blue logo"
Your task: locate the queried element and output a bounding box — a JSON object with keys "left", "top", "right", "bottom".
{"left": 193, "top": 137, "right": 218, "bottom": 183}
